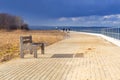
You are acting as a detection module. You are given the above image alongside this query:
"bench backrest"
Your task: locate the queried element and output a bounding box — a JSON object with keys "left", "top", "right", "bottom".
{"left": 20, "top": 35, "right": 32, "bottom": 44}
{"left": 20, "top": 35, "right": 33, "bottom": 50}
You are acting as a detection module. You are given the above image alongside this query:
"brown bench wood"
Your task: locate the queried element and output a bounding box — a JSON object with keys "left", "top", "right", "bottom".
{"left": 20, "top": 35, "right": 44, "bottom": 58}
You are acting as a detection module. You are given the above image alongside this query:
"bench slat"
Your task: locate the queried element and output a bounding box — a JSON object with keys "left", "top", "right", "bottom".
{"left": 21, "top": 36, "right": 32, "bottom": 39}
{"left": 23, "top": 40, "right": 32, "bottom": 44}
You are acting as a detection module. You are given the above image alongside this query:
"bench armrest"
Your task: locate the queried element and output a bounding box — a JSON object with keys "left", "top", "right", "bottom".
{"left": 32, "top": 43, "right": 44, "bottom": 46}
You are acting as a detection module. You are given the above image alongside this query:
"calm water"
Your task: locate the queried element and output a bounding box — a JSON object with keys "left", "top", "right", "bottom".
{"left": 30, "top": 26, "right": 120, "bottom": 40}
{"left": 30, "top": 26, "right": 108, "bottom": 33}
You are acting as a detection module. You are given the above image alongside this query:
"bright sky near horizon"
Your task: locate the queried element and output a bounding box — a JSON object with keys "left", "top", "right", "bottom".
{"left": 1, "top": 0, "right": 120, "bottom": 27}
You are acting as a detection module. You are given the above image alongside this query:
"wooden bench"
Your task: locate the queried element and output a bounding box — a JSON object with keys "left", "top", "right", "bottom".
{"left": 20, "top": 35, "right": 44, "bottom": 58}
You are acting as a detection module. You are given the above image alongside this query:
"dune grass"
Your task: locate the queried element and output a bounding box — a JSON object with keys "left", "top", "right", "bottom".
{"left": 0, "top": 30, "right": 66, "bottom": 62}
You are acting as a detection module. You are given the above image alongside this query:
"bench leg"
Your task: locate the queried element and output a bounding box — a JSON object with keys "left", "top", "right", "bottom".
{"left": 29, "top": 48, "right": 33, "bottom": 54}
{"left": 20, "top": 50, "right": 24, "bottom": 58}
{"left": 34, "top": 49, "right": 37, "bottom": 58}
{"left": 41, "top": 43, "right": 45, "bottom": 54}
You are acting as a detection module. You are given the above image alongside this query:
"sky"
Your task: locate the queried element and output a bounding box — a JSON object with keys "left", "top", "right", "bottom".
{"left": 1, "top": 0, "right": 120, "bottom": 27}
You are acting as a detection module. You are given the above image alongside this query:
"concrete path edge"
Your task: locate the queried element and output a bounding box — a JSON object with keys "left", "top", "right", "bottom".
{"left": 79, "top": 31, "right": 120, "bottom": 47}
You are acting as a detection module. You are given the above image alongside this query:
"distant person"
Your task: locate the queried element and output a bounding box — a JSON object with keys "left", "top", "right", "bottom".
{"left": 68, "top": 28, "right": 71, "bottom": 33}
{"left": 62, "top": 28, "right": 65, "bottom": 32}
{"left": 55, "top": 27, "right": 58, "bottom": 30}
{"left": 69, "top": 28, "right": 70, "bottom": 31}
{"left": 65, "top": 28, "right": 67, "bottom": 32}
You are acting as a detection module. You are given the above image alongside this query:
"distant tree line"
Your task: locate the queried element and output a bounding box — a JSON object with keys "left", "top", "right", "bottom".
{"left": 0, "top": 13, "right": 29, "bottom": 30}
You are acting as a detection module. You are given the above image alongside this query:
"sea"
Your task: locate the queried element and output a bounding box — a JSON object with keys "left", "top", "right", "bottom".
{"left": 29, "top": 26, "right": 109, "bottom": 33}
{"left": 30, "top": 26, "right": 120, "bottom": 39}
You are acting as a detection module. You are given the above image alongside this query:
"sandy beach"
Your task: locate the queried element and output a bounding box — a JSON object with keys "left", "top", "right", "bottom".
{"left": 0, "top": 31, "right": 120, "bottom": 80}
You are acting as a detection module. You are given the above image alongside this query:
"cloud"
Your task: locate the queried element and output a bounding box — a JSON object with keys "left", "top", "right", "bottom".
{"left": 58, "top": 17, "right": 68, "bottom": 21}
{"left": 103, "top": 14, "right": 120, "bottom": 19}
{"left": 58, "top": 14, "right": 120, "bottom": 26}
{"left": 71, "top": 17, "right": 81, "bottom": 21}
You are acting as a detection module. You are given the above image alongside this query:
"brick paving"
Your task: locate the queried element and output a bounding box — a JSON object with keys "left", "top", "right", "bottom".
{"left": 0, "top": 32, "right": 120, "bottom": 80}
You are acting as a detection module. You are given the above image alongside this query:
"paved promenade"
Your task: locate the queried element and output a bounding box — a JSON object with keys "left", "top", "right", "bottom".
{"left": 0, "top": 32, "right": 120, "bottom": 80}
